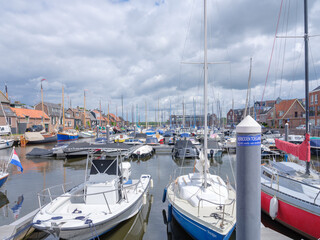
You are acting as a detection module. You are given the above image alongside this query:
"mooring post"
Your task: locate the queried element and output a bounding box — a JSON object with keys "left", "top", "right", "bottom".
{"left": 236, "top": 115, "right": 261, "bottom": 240}
{"left": 285, "top": 123, "right": 289, "bottom": 162}
{"left": 106, "top": 126, "right": 110, "bottom": 143}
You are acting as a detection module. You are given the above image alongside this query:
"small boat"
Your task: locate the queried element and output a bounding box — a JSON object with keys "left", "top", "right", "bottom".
{"left": 145, "top": 137, "right": 160, "bottom": 146}
{"left": 24, "top": 132, "right": 57, "bottom": 144}
{"left": 131, "top": 145, "right": 154, "bottom": 158}
{"left": 78, "top": 130, "right": 96, "bottom": 138}
{"left": 57, "top": 130, "right": 79, "bottom": 142}
{"left": 0, "top": 147, "right": 23, "bottom": 188}
{"left": 206, "top": 139, "right": 223, "bottom": 158}
{"left": 33, "top": 150, "right": 152, "bottom": 240}
{"left": 172, "top": 140, "right": 199, "bottom": 159}
{"left": 0, "top": 138, "right": 14, "bottom": 150}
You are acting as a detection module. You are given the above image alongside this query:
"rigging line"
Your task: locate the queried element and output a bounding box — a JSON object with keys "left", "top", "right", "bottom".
{"left": 259, "top": 0, "right": 284, "bottom": 119}
{"left": 279, "top": 0, "right": 291, "bottom": 98}
{"left": 309, "top": 41, "right": 319, "bottom": 88}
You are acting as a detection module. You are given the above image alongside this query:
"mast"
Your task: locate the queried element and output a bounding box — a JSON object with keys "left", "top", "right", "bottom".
{"left": 304, "top": 0, "right": 310, "bottom": 174}
{"left": 170, "top": 99, "right": 172, "bottom": 128}
{"left": 83, "top": 90, "right": 86, "bottom": 128}
{"left": 99, "top": 98, "right": 102, "bottom": 126}
{"left": 203, "top": 0, "right": 208, "bottom": 187}
{"left": 145, "top": 100, "right": 148, "bottom": 129}
{"left": 62, "top": 86, "right": 65, "bottom": 131}
{"left": 108, "top": 102, "right": 110, "bottom": 126}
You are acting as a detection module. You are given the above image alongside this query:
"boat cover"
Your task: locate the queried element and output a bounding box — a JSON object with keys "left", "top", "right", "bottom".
{"left": 275, "top": 133, "right": 310, "bottom": 162}
{"left": 26, "top": 148, "right": 54, "bottom": 157}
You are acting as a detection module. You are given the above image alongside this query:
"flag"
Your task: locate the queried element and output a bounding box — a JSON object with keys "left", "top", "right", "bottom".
{"left": 10, "top": 149, "right": 23, "bottom": 172}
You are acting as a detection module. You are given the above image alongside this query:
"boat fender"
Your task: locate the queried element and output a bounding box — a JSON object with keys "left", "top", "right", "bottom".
{"left": 269, "top": 196, "right": 278, "bottom": 220}
{"left": 143, "top": 221, "right": 147, "bottom": 233}
{"left": 150, "top": 179, "right": 154, "bottom": 188}
{"left": 143, "top": 193, "right": 147, "bottom": 205}
{"left": 162, "top": 187, "right": 167, "bottom": 202}
{"left": 168, "top": 204, "right": 172, "bottom": 223}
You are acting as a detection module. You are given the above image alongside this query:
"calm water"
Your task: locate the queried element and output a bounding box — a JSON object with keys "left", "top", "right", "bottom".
{"left": 0, "top": 143, "right": 304, "bottom": 239}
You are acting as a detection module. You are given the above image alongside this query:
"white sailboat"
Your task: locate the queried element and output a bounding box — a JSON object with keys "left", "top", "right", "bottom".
{"left": 33, "top": 150, "right": 152, "bottom": 239}
{"left": 164, "top": 1, "right": 236, "bottom": 239}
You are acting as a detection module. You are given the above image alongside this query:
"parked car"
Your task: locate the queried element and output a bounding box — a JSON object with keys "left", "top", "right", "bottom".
{"left": 26, "top": 125, "right": 44, "bottom": 132}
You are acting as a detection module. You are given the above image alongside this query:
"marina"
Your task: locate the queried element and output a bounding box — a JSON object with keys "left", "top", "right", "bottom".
{"left": 1, "top": 0, "right": 320, "bottom": 239}
{"left": 0, "top": 135, "right": 314, "bottom": 239}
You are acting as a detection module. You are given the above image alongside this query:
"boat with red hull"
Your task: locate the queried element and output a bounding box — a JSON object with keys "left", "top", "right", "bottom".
{"left": 261, "top": 161, "right": 320, "bottom": 239}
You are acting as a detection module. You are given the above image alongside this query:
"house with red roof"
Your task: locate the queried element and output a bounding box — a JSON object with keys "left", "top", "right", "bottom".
{"left": 10, "top": 107, "right": 50, "bottom": 133}
{"left": 266, "top": 99, "right": 305, "bottom": 128}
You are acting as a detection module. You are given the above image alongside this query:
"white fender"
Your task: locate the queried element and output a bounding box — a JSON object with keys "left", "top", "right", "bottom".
{"left": 143, "top": 193, "right": 147, "bottom": 205}
{"left": 150, "top": 179, "right": 154, "bottom": 188}
{"left": 269, "top": 196, "right": 278, "bottom": 220}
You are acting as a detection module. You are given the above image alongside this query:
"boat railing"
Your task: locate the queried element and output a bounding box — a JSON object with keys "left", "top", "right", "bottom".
{"left": 197, "top": 198, "right": 235, "bottom": 228}
{"left": 264, "top": 167, "right": 320, "bottom": 204}
{"left": 37, "top": 179, "right": 143, "bottom": 213}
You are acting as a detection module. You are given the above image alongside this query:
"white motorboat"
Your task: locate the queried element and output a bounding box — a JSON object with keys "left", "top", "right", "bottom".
{"left": 132, "top": 145, "right": 154, "bottom": 158}
{"left": 79, "top": 131, "right": 96, "bottom": 138}
{"left": 0, "top": 138, "right": 14, "bottom": 150}
{"left": 33, "top": 150, "right": 152, "bottom": 239}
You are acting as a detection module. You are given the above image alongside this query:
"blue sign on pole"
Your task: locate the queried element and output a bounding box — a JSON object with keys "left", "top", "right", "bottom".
{"left": 237, "top": 135, "right": 261, "bottom": 146}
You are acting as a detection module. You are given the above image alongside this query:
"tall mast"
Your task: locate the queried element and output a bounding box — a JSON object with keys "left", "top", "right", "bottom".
{"left": 99, "top": 98, "right": 102, "bottom": 126}
{"left": 304, "top": 0, "right": 310, "bottom": 174}
{"left": 121, "top": 95, "right": 124, "bottom": 127}
{"left": 62, "top": 86, "right": 65, "bottom": 131}
{"left": 108, "top": 102, "right": 110, "bottom": 126}
{"left": 203, "top": 0, "right": 208, "bottom": 187}
{"left": 145, "top": 100, "right": 148, "bottom": 129}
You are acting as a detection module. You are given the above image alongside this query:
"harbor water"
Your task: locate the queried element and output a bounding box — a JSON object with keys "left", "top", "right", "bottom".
{"left": 0, "top": 143, "right": 305, "bottom": 239}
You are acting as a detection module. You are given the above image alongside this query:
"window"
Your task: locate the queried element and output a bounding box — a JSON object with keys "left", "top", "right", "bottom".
{"left": 316, "top": 94, "right": 318, "bottom": 105}
{"left": 311, "top": 95, "right": 314, "bottom": 105}
{"left": 295, "top": 112, "right": 298, "bottom": 117}
{"left": 279, "top": 111, "right": 284, "bottom": 116}
{"left": 317, "top": 106, "right": 320, "bottom": 116}
{"left": 310, "top": 106, "right": 315, "bottom": 117}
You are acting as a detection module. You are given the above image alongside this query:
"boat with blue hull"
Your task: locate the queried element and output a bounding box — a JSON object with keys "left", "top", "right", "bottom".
{"left": 57, "top": 132, "right": 79, "bottom": 141}
{"left": 0, "top": 174, "right": 9, "bottom": 188}
{"left": 171, "top": 204, "right": 235, "bottom": 240}
{"left": 164, "top": 0, "right": 236, "bottom": 238}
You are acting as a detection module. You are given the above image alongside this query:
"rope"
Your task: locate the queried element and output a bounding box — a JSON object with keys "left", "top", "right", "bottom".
{"left": 258, "top": 0, "right": 284, "bottom": 118}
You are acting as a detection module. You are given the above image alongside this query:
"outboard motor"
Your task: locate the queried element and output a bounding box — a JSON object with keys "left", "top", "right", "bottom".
{"left": 210, "top": 149, "right": 214, "bottom": 159}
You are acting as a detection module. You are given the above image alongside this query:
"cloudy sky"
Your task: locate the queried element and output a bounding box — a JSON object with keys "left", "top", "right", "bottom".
{"left": 1, "top": 0, "right": 320, "bottom": 121}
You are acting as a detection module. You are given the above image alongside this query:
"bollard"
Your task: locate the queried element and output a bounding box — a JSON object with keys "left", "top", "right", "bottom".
{"left": 106, "top": 126, "right": 110, "bottom": 143}
{"left": 285, "top": 123, "right": 289, "bottom": 142}
{"left": 285, "top": 123, "right": 289, "bottom": 162}
{"left": 236, "top": 115, "right": 261, "bottom": 240}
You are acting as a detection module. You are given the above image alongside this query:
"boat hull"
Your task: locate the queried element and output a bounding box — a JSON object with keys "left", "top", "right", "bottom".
{"left": 57, "top": 133, "right": 78, "bottom": 142}
{"left": 170, "top": 203, "right": 234, "bottom": 240}
{"left": 0, "top": 173, "right": 9, "bottom": 188}
{"left": 27, "top": 135, "right": 57, "bottom": 144}
{"left": 0, "top": 140, "right": 14, "bottom": 149}
{"left": 261, "top": 187, "right": 320, "bottom": 239}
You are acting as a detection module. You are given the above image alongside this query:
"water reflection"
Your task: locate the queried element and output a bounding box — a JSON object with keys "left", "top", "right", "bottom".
{"left": 101, "top": 193, "right": 153, "bottom": 240}
{"left": 11, "top": 195, "right": 24, "bottom": 220}
{"left": 0, "top": 191, "right": 9, "bottom": 217}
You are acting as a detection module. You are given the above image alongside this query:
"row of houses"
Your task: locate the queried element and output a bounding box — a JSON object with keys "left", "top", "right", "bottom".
{"left": 0, "top": 91, "right": 126, "bottom": 134}
{"left": 226, "top": 88, "right": 320, "bottom": 128}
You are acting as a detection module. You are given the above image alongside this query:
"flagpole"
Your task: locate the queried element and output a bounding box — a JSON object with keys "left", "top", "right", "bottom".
{"left": 5, "top": 147, "right": 15, "bottom": 172}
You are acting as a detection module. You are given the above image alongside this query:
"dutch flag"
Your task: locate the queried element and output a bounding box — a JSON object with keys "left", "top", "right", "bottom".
{"left": 10, "top": 148, "right": 23, "bottom": 172}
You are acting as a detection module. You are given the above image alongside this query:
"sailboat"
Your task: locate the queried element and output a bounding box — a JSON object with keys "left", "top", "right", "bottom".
{"left": 164, "top": 1, "right": 236, "bottom": 239}
{"left": 57, "top": 86, "right": 78, "bottom": 141}
{"left": 0, "top": 147, "right": 23, "bottom": 188}
{"left": 260, "top": 1, "right": 320, "bottom": 239}
{"left": 0, "top": 102, "right": 14, "bottom": 150}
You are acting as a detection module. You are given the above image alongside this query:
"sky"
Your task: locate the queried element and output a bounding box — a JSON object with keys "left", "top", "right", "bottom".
{"left": 1, "top": 0, "right": 320, "bottom": 121}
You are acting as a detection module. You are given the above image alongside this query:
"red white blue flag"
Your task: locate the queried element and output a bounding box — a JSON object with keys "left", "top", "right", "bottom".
{"left": 10, "top": 148, "right": 23, "bottom": 172}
